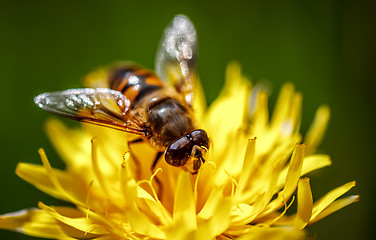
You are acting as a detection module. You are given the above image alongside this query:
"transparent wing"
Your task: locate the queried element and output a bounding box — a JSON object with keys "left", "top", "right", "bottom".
{"left": 155, "top": 14, "right": 197, "bottom": 107}
{"left": 34, "top": 88, "right": 146, "bottom": 135}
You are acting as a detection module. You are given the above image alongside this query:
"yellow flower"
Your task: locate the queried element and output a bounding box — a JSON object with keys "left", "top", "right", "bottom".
{"left": 0, "top": 62, "right": 358, "bottom": 239}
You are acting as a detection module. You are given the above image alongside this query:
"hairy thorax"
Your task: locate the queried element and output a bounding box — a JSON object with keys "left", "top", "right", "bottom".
{"left": 130, "top": 88, "right": 197, "bottom": 151}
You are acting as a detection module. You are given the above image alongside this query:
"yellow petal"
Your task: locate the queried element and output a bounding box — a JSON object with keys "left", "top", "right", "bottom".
{"left": 235, "top": 138, "right": 256, "bottom": 196}
{"left": 0, "top": 208, "right": 95, "bottom": 239}
{"left": 195, "top": 186, "right": 231, "bottom": 239}
{"left": 123, "top": 207, "right": 166, "bottom": 239}
{"left": 270, "top": 83, "right": 294, "bottom": 129}
{"left": 195, "top": 161, "right": 217, "bottom": 211}
{"left": 119, "top": 154, "right": 138, "bottom": 206}
{"left": 258, "top": 144, "right": 305, "bottom": 218}
{"left": 16, "top": 162, "right": 86, "bottom": 206}
{"left": 233, "top": 159, "right": 282, "bottom": 224}
{"left": 133, "top": 170, "right": 172, "bottom": 227}
{"left": 168, "top": 171, "right": 197, "bottom": 238}
{"left": 38, "top": 202, "right": 107, "bottom": 235}
{"left": 283, "top": 144, "right": 305, "bottom": 200}
{"left": 0, "top": 208, "right": 58, "bottom": 237}
{"left": 91, "top": 137, "right": 112, "bottom": 200}
{"left": 198, "top": 185, "right": 228, "bottom": 220}
{"left": 310, "top": 181, "right": 356, "bottom": 222}
{"left": 251, "top": 91, "right": 269, "bottom": 135}
{"left": 223, "top": 61, "right": 247, "bottom": 96}
{"left": 192, "top": 76, "right": 207, "bottom": 121}
{"left": 204, "top": 62, "right": 250, "bottom": 159}
{"left": 295, "top": 178, "right": 313, "bottom": 230}
{"left": 286, "top": 92, "right": 302, "bottom": 137}
{"left": 83, "top": 65, "right": 109, "bottom": 88}
{"left": 304, "top": 105, "right": 330, "bottom": 155}
{"left": 308, "top": 195, "right": 359, "bottom": 225}
{"left": 45, "top": 119, "right": 92, "bottom": 171}
{"left": 46, "top": 119, "right": 126, "bottom": 184}
{"left": 214, "top": 130, "right": 249, "bottom": 183}
{"left": 276, "top": 154, "right": 332, "bottom": 190}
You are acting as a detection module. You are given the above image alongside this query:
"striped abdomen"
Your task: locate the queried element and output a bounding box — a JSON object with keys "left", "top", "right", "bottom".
{"left": 108, "top": 65, "right": 196, "bottom": 150}
{"left": 109, "top": 65, "right": 165, "bottom": 108}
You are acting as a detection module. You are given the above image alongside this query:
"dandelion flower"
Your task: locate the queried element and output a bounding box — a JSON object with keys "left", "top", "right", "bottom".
{"left": 0, "top": 61, "right": 358, "bottom": 239}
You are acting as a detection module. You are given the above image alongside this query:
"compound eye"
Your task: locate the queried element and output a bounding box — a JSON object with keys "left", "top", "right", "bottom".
{"left": 165, "top": 136, "right": 193, "bottom": 167}
{"left": 190, "top": 129, "right": 209, "bottom": 149}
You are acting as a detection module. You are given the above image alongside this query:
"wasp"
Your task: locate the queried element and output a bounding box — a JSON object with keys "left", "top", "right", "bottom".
{"left": 34, "top": 15, "right": 209, "bottom": 174}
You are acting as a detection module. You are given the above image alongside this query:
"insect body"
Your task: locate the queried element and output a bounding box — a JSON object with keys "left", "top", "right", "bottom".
{"left": 34, "top": 15, "right": 209, "bottom": 173}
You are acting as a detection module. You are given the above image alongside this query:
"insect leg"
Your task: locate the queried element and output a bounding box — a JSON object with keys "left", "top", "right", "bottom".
{"left": 127, "top": 138, "right": 144, "bottom": 179}
{"left": 129, "top": 138, "right": 144, "bottom": 144}
{"left": 151, "top": 151, "right": 164, "bottom": 200}
{"left": 151, "top": 151, "right": 164, "bottom": 171}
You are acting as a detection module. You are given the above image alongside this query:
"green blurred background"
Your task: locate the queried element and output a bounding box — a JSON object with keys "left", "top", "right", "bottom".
{"left": 0, "top": 0, "right": 374, "bottom": 239}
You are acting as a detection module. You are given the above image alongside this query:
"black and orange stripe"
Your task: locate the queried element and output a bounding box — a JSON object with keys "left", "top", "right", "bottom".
{"left": 109, "top": 65, "right": 165, "bottom": 108}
